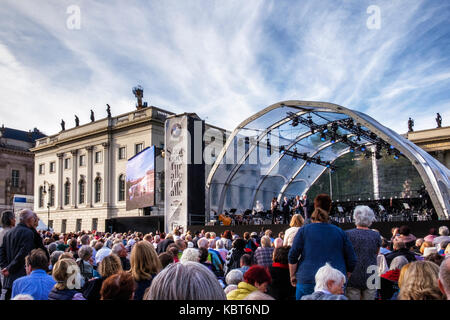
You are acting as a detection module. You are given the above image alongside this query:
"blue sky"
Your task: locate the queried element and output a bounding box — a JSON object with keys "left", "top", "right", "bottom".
{"left": 1, "top": 0, "right": 449, "bottom": 135}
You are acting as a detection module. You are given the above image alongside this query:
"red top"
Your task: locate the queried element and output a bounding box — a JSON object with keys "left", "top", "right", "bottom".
{"left": 381, "top": 269, "right": 400, "bottom": 282}
{"left": 272, "top": 262, "right": 289, "bottom": 269}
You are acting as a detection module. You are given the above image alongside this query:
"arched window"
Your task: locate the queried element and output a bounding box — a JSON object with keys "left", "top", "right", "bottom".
{"left": 64, "top": 181, "right": 70, "bottom": 206}
{"left": 49, "top": 185, "right": 55, "bottom": 207}
{"left": 118, "top": 174, "right": 125, "bottom": 201}
{"left": 39, "top": 186, "right": 44, "bottom": 208}
{"left": 79, "top": 179, "right": 85, "bottom": 204}
{"left": 95, "top": 177, "right": 101, "bottom": 203}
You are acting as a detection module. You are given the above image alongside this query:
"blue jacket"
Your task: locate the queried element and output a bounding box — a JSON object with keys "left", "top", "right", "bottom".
{"left": 288, "top": 222, "right": 357, "bottom": 284}
{"left": 12, "top": 269, "right": 56, "bottom": 300}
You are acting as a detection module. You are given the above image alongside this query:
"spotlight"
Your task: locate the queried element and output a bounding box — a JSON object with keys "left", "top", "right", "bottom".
{"left": 292, "top": 117, "right": 299, "bottom": 127}
{"left": 360, "top": 145, "right": 366, "bottom": 152}
{"left": 320, "top": 132, "right": 327, "bottom": 141}
{"left": 350, "top": 147, "right": 355, "bottom": 153}
{"left": 326, "top": 161, "right": 331, "bottom": 168}
{"left": 279, "top": 145, "right": 285, "bottom": 153}
{"left": 390, "top": 145, "right": 395, "bottom": 149}
{"left": 330, "top": 135, "right": 336, "bottom": 144}
{"left": 301, "top": 153, "right": 308, "bottom": 160}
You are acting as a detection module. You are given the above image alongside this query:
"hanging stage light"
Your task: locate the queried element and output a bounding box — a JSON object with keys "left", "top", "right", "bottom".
{"left": 320, "top": 132, "right": 327, "bottom": 141}
{"left": 360, "top": 145, "right": 366, "bottom": 152}
{"left": 292, "top": 117, "right": 299, "bottom": 127}
{"left": 279, "top": 145, "right": 285, "bottom": 153}
{"left": 350, "top": 147, "right": 355, "bottom": 153}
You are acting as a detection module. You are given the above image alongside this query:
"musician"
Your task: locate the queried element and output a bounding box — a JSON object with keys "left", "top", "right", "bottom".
{"left": 281, "top": 196, "right": 290, "bottom": 224}
{"left": 294, "top": 195, "right": 302, "bottom": 214}
{"left": 301, "top": 195, "right": 309, "bottom": 219}
{"left": 270, "top": 198, "right": 279, "bottom": 224}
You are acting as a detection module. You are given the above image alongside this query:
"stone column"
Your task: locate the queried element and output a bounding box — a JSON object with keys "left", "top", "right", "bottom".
{"left": 102, "top": 142, "right": 110, "bottom": 207}
{"left": 71, "top": 150, "right": 78, "bottom": 208}
{"left": 86, "top": 146, "right": 94, "bottom": 208}
{"left": 57, "top": 153, "right": 64, "bottom": 210}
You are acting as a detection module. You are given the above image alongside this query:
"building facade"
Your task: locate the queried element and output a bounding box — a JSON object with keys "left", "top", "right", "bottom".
{"left": 31, "top": 106, "right": 173, "bottom": 233}
{"left": 0, "top": 127, "right": 46, "bottom": 212}
{"left": 407, "top": 126, "right": 450, "bottom": 169}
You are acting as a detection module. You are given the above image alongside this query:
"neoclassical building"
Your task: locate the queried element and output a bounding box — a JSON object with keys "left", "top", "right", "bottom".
{"left": 0, "top": 127, "right": 46, "bottom": 212}
{"left": 31, "top": 103, "right": 173, "bottom": 233}
{"left": 407, "top": 126, "right": 450, "bottom": 169}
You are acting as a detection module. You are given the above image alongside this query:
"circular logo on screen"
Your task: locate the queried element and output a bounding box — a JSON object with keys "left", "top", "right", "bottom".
{"left": 171, "top": 123, "right": 182, "bottom": 138}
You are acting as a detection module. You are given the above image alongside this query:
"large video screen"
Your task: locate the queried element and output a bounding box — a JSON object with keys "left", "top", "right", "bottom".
{"left": 126, "top": 146, "right": 155, "bottom": 211}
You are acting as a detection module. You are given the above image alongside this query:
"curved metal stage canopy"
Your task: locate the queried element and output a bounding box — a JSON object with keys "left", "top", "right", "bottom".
{"left": 205, "top": 101, "right": 450, "bottom": 219}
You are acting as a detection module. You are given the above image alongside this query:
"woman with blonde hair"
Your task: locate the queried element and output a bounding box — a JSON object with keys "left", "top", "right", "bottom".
{"left": 82, "top": 253, "right": 123, "bottom": 300}
{"left": 48, "top": 259, "right": 85, "bottom": 300}
{"left": 130, "top": 240, "right": 162, "bottom": 300}
{"left": 283, "top": 214, "right": 305, "bottom": 246}
{"left": 398, "top": 261, "right": 445, "bottom": 300}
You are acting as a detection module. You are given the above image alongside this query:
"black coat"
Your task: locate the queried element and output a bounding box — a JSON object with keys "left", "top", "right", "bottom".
{"left": 156, "top": 239, "right": 174, "bottom": 254}
{"left": 384, "top": 248, "right": 416, "bottom": 268}
{"left": 267, "top": 265, "right": 295, "bottom": 300}
{"left": 0, "top": 223, "right": 47, "bottom": 289}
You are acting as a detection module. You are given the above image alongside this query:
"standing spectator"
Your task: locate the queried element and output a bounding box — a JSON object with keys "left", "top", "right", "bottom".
{"left": 267, "top": 246, "right": 295, "bottom": 300}
{"left": 130, "top": 240, "right": 162, "bottom": 300}
{"left": 227, "top": 265, "right": 272, "bottom": 300}
{"left": 301, "top": 195, "right": 309, "bottom": 219}
{"left": 112, "top": 243, "right": 130, "bottom": 271}
{"left": 145, "top": 261, "right": 226, "bottom": 300}
{"left": 180, "top": 248, "right": 200, "bottom": 263}
{"left": 345, "top": 206, "right": 381, "bottom": 300}
{"left": 158, "top": 252, "right": 174, "bottom": 269}
{"left": 254, "top": 236, "right": 274, "bottom": 268}
{"left": 198, "top": 238, "right": 223, "bottom": 277}
{"left": 224, "top": 239, "right": 247, "bottom": 275}
{"left": 0, "top": 210, "right": 15, "bottom": 300}
{"left": 100, "top": 271, "right": 136, "bottom": 300}
{"left": 11, "top": 249, "right": 55, "bottom": 300}
{"left": 198, "top": 247, "right": 214, "bottom": 272}
{"left": 283, "top": 214, "right": 304, "bottom": 247}
{"left": 243, "top": 232, "right": 258, "bottom": 252}
{"left": 48, "top": 259, "right": 85, "bottom": 300}
{"left": 398, "top": 261, "right": 444, "bottom": 300}
{"left": 300, "top": 263, "right": 348, "bottom": 300}
{"left": 220, "top": 230, "right": 233, "bottom": 250}
{"left": 215, "top": 240, "right": 229, "bottom": 262}
{"left": 82, "top": 254, "right": 123, "bottom": 300}
{"left": 438, "top": 257, "right": 450, "bottom": 300}
{"left": 0, "top": 209, "right": 47, "bottom": 300}
{"left": 156, "top": 234, "right": 174, "bottom": 254}
{"left": 393, "top": 225, "right": 416, "bottom": 249}
{"left": 288, "top": 194, "right": 357, "bottom": 300}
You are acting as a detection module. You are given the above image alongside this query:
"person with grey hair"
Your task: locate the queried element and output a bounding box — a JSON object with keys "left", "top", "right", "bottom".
{"left": 0, "top": 209, "right": 47, "bottom": 300}
{"left": 77, "top": 245, "right": 94, "bottom": 281}
{"left": 180, "top": 248, "right": 200, "bottom": 263}
{"left": 433, "top": 226, "right": 450, "bottom": 250}
{"left": 225, "top": 269, "right": 243, "bottom": 286}
{"left": 47, "top": 242, "right": 57, "bottom": 256}
{"left": 112, "top": 243, "right": 130, "bottom": 270}
{"left": 301, "top": 263, "right": 348, "bottom": 300}
{"left": 438, "top": 257, "right": 450, "bottom": 300}
{"left": 49, "top": 251, "right": 64, "bottom": 272}
{"left": 344, "top": 206, "right": 381, "bottom": 300}
{"left": 145, "top": 261, "right": 226, "bottom": 300}
{"left": 243, "top": 291, "right": 275, "bottom": 300}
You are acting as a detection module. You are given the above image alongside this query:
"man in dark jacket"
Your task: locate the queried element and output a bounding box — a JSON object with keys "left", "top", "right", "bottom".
{"left": 281, "top": 196, "right": 290, "bottom": 224}
{"left": 384, "top": 240, "right": 416, "bottom": 268}
{"left": 0, "top": 209, "right": 47, "bottom": 300}
{"left": 156, "top": 234, "right": 174, "bottom": 254}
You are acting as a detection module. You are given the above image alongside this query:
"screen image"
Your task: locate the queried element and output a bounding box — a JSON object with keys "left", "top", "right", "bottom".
{"left": 126, "top": 146, "right": 155, "bottom": 210}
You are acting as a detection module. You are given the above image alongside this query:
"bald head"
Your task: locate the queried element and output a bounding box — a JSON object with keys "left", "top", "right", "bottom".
{"left": 438, "top": 257, "right": 450, "bottom": 299}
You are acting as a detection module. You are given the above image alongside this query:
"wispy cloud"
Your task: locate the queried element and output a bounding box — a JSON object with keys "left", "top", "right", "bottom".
{"left": 0, "top": 0, "right": 449, "bottom": 135}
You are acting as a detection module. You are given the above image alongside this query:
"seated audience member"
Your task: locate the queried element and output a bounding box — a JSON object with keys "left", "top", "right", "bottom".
{"left": 227, "top": 265, "right": 272, "bottom": 300}
{"left": 438, "top": 257, "right": 450, "bottom": 300}
{"left": 394, "top": 225, "right": 416, "bottom": 249}
{"left": 130, "top": 240, "right": 162, "bottom": 300}
{"left": 398, "top": 261, "right": 445, "bottom": 300}
{"left": 254, "top": 236, "right": 274, "bottom": 268}
{"left": 224, "top": 269, "right": 243, "bottom": 294}
{"left": 379, "top": 256, "right": 409, "bottom": 300}
{"left": 77, "top": 245, "right": 94, "bottom": 282}
{"left": 82, "top": 254, "right": 123, "bottom": 300}
{"left": 145, "top": 261, "right": 226, "bottom": 300}
{"left": 419, "top": 241, "right": 434, "bottom": 257}
{"left": 384, "top": 240, "right": 416, "bottom": 267}
{"left": 48, "top": 259, "right": 85, "bottom": 300}
{"left": 238, "top": 254, "right": 252, "bottom": 275}
{"left": 379, "top": 238, "right": 391, "bottom": 255}
{"left": 301, "top": 263, "right": 348, "bottom": 300}
{"left": 100, "top": 271, "right": 136, "bottom": 300}
{"left": 411, "top": 238, "right": 424, "bottom": 255}
{"left": 267, "top": 246, "right": 295, "bottom": 300}
{"left": 425, "top": 253, "right": 444, "bottom": 267}
{"left": 198, "top": 247, "right": 214, "bottom": 272}
{"left": 12, "top": 249, "right": 55, "bottom": 300}
{"left": 158, "top": 252, "right": 174, "bottom": 269}
{"left": 112, "top": 243, "right": 131, "bottom": 271}
{"left": 180, "top": 248, "right": 200, "bottom": 263}
{"left": 433, "top": 226, "right": 450, "bottom": 249}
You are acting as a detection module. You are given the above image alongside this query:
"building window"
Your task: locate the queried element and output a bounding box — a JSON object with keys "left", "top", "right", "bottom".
{"left": 49, "top": 162, "right": 56, "bottom": 173}
{"left": 118, "top": 174, "right": 125, "bottom": 201}
{"left": 64, "top": 182, "right": 70, "bottom": 206}
{"left": 118, "top": 147, "right": 126, "bottom": 160}
{"left": 64, "top": 158, "right": 70, "bottom": 170}
{"left": 76, "top": 219, "right": 82, "bottom": 232}
{"left": 92, "top": 218, "right": 98, "bottom": 231}
{"left": 48, "top": 220, "right": 53, "bottom": 230}
{"left": 79, "top": 180, "right": 85, "bottom": 204}
{"left": 39, "top": 186, "right": 44, "bottom": 208}
{"left": 79, "top": 155, "right": 86, "bottom": 167}
{"left": 11, "top": 170, "right": 19, "bottom": 188}
{"left": 95, "top": 151, "right": 102, "bottom": 164}
{"left": 95, "top": 177, "right": 101, "bottom": 203}
{"left": 61, "top": 219, "right": 67, "bottom": 233}
{"left": 49, "top": 185, "right": 55, "bottom": 207}
{"left": 135, "top": 143, "right": 143, "bottom": 155}
{"left": 39, "top": 164, "right": 45, "bottom": 175}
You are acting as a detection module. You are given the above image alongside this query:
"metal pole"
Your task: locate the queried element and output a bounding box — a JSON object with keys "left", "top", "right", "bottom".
{"left": 329, "top": 168, "right": 333, "bottom": 200}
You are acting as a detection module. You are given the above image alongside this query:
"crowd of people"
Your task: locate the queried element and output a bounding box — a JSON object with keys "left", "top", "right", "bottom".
{"left": 0, "top": 194, "right": 449, "bottom": 301}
